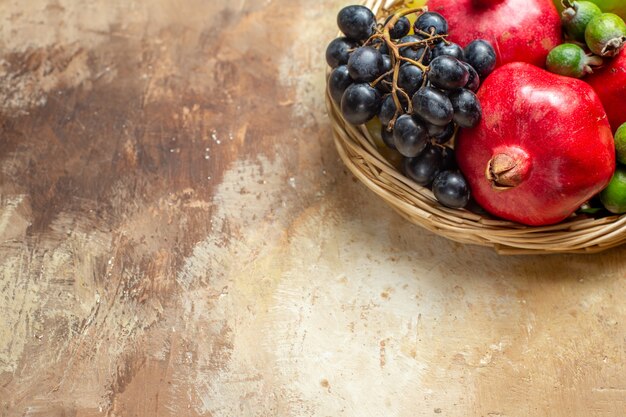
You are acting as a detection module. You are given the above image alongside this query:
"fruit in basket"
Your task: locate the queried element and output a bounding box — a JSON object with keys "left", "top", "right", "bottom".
{"left": 326, "top": 37, "right": 358, "bottom": 68}
{"left": 412, "top": 86, "right": 454, "bottom": 126}
{"left": 381, "top": 124, "right": 397, "bottom": 149}
{"left": 337, "top": 5, "right": 377, "bottom": 41}
{"left": 432, "top": 171, "right": 471, "bottom": 209}
{"left": 615, "top": 123, "right": 626, "bottom": 163}
{"left": 600, "top": 166, "right": 626, "bottom": 213}
{"left": 586, "top": 49, "right": 626, "bottom": 131}
{"left": 404, "top": 145, "right": 444, "bottom": 186}
{"left": 431, "top": 42, "right": 465, "bottom": 60}
{"left": 341, "top": 83, "right": 382, "bottom": 125}
{"left": 428, "top": 122, "right": 456, "bottom": 144}
{"left": 426, "top": 0, "right": 562, "bottom": 67}
{"left": 546, "top": 43, "right": 603, "bottom": 78}
{"left": 385, "top": 14, "right": 411, "bottom": 39}
{"left": 347, "top": 46, "right": 385, "bottom": 82}
{"left": 379, "top": 94, "right": 401, "bottom": 126}
{"left": 449, "top": 88, "right": 482, "bottom": 128}
{"left": 604, "top": 123, "right": 626, "bottom": 216}
{"left": 325, "top": 4, "right": 626, "bottom": 251}
{"left": 441, "top": 146, "right": 457, "bottom": 170}
{"left": 449, "top": 88, "right": 482, "bottom": 127}
{"left": 328, "top": 65, "right": 353, "bottom": 104}
{"left": 462, "top": 62, "right": 480, "bottom": 91}
{"left": 393, "top": 114, "right": 429, "bottom": 157}
{"left": 585, "top": 13, "right": 626, "bottom": 56}
{"left": 428, "top": 55, "right": 470, "bottom": 89}
{"left": 463, "top": 40, "right": 497, "bottom": 80}
{"left": 398, "top": 35, "right": 432, "bottom": 62}
{"left": 376, "top": 55, "right": 393, "bottom": 93}
{"left": 414, "top": 11, "right": 448, "bottom": 37}
{"left": 562, "top": 1, "right": 603, "bottom": 42}
{"left": 456, "top": 62, "right": 615, "bottom": 226}
{"left": 398, "top": 63, "right": 425, "bottom": 96}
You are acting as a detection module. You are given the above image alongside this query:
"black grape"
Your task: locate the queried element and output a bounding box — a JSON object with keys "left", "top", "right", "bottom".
{"left": 398, "top": 35, "right": 431, "bottom": 64}
{"left": 328, "top": 65, "right": 353, "bottom": 105}
{"left": 398, "top": 63, "right": 425, "bottom": 97}
{"left": 404, "top": 145, "right": 444, "bottom": 186}
{"left": 375, "top": 55, "right": 393, "bottom": 93}
{"left": 441, "top": 146, "right": 456, "bottom": 170}
{"left": 427, "top": 122, "right": 455, "bottom": 144}
{"left": 432, "top": 171, "right": 470, "bottom": 209}
{"left": 385, "top": 15, "right": 411, "bottom": 39}
{"left": 464, "top": 39, "right": 496, "bottom": 79}
{"left": 462, "top": 62, "right": 480, "bottom": 92}
{"left": 347, "top": 46, "right": 384, "bottom": 82}
{"left": 393, "top": 114, "right": 429, "bottom": 157}
{"left": 412, "top": 87, "right": 454, "bottom": 126}
{"left": 337, "top": 5, "right": 376, "bottom": 41}
{"left": 428, "top": 55, "right": 469, "bottom": 90}
{"left": 371, "top": 38, "right": 389, "bottom": 55}
{"left": 341, "top": 83, "right": 382, "bottom": 125}
{"left": 414, "top": 12, "right": 448, "bottom": 38}
{"left": 379, "top": 94, "right": 407, "bottom": 126}
{"left": 449, "top": 88, "right": 482, "bottom": 128}
{"left": 381, "top": 126, "right": 396, "bottom": 149}
{"left": 326, "top": 37, "right": 357, "bottom": 68}
{"left": 431, "top": 42, "right": 464, "bottom": 60}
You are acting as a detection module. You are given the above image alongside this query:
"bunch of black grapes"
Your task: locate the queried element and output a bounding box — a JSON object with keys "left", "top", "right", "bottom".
{"left": 326, "top": 5, "right": 496, "bottom": 209}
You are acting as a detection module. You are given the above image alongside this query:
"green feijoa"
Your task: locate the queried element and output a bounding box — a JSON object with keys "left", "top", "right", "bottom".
{"left": 600, "top": 166, "right": 626, "bottom": 214}
{"left": 614, "top": 122, "right": 626, "bottom": 164}
{"left": 546, "top": 43, "right": 602, "bottom": 78}
{"left": 562, "top": 1, "right": 603, "bottom": 42}
{"left": 585, "top": 13, "right": 626, "bottom": 56}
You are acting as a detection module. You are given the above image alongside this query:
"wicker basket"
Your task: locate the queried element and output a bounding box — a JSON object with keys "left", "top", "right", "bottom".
{"left": 327, "top": 0, "right": 626, "bottom": 255}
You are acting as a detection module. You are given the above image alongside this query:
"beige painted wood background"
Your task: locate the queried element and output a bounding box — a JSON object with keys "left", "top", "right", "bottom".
{"left": 0, "top": 0, "right": 624, "bottom": 416}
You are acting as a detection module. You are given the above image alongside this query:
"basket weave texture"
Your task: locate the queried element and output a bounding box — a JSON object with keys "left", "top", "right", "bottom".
{"left": 327, "top": 0, "right": 626, "bottom": 255}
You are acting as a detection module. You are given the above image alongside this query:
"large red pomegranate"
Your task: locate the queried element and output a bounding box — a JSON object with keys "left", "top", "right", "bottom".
{"left": 427, "top": 0, "right": 562, "bottom": 67}
{"left": 456, "top": 63, "right": 615, "bottom": 226}
{"left": 586, "top": 49, "right": 626, "bottom": 132}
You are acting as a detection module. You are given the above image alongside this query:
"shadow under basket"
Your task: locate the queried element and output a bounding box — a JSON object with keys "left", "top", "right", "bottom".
{"left": 327, "top": 0, "right": 626, "bottom": 255}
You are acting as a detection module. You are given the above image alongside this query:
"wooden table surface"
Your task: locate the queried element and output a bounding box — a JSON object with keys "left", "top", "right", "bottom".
{"left": 1, "top": 1, "right": 625, "bottom": 416}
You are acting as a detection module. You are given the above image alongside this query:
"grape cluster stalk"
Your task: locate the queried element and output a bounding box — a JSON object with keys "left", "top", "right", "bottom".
{"left": 368, "top": 8, "right": 447, "bottom": 129}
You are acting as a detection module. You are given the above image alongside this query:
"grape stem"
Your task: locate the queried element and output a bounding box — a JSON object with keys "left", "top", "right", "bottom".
{"left": 370, "top": 69, "right": 394, "bottom": 87}
{"left": 367, "top": 7, "right": 448, "bottom": 131}
{"left": 394, "top": 34, "right": 448, "bottom": 48}
{"left": 381, "top": 8, "right": 426, "bottom": 128}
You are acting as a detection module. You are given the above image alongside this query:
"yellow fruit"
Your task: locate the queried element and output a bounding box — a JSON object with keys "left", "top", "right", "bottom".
{"left": 366, "top": 117, "right": 385, "bottom": 148}
{"left": 398, "top": 0, "right": 428, "bottom": 33}
{"left": 404, "top": 0, "right": 428, "bottom": 8}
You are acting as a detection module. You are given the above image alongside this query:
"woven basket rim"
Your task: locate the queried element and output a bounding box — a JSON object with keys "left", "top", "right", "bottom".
{"left": 327, "top": 0, "right": 626, "bottom": 255}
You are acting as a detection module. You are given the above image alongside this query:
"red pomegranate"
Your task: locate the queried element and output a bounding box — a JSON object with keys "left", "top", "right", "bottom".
{"left": 586, "top": 49, "right": 626, "bottom": 132}
{"left": 427, "top": 0, "right": 562, "bottom": 67}
{"left": 456, "top": 63, "right": 615, "bottom": 226}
